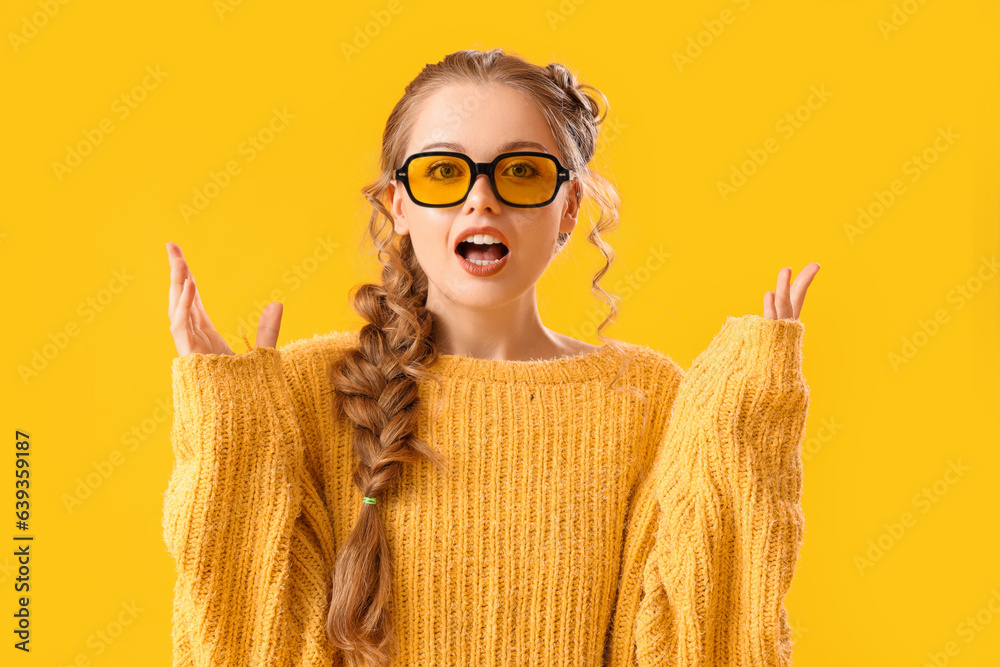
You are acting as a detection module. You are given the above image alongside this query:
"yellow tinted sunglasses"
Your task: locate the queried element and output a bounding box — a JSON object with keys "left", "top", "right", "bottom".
{"left": 394, "top": 151, "right": 574, "bottom": 208}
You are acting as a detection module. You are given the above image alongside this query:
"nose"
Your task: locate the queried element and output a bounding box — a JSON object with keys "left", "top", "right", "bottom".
{"left": 463, "top": 173, "right": 501, "bottom": 211}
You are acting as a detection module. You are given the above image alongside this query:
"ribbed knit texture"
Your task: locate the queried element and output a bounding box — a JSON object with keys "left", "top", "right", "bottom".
{"left": 161, "top": 313, "right": 809, "bottom": 666}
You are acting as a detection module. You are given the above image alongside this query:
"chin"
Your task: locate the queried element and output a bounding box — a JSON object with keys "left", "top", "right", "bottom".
{"left": 428, "top": 276, "right": 527, "bottom": 309}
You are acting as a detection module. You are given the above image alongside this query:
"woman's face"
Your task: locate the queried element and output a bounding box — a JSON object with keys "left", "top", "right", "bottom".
{"left": 389, "top": 84, "right": 581, "bottom": 310}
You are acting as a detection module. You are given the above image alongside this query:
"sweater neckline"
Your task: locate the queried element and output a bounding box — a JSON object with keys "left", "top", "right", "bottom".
{"left": 426, "top": 343, "right": 623, "bottom": 384}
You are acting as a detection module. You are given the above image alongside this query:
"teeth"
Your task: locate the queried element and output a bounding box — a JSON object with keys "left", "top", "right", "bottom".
{"left": 457, "top": 232, "right": 508, "bottom": 267}
{"left": 461, "top": 233, "right": 504, "bottom": 246}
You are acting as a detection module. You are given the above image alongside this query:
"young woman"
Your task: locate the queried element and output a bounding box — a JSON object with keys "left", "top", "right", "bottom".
{"left": 163, "top": 48, "right": 820, "bottom": 667}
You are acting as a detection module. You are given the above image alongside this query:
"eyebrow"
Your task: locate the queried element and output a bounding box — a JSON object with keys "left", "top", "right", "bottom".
{"left": 418, "top": 140, "right": 551, "bottom": 154}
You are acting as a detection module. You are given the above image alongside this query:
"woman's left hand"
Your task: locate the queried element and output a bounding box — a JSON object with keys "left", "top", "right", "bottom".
{"left": 763, "top": 262, "right": 820, "bottom": 320}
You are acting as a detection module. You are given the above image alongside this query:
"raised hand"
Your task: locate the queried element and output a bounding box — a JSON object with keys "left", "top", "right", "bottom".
{"left": 166, "top": 242, "right": 283, "bottom": 356}
{"left": 763, "top": 262, "right": 820, "bottom": 321}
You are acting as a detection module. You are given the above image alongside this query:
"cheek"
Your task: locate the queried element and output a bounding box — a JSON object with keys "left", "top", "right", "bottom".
{"left": 404, "top": 218, "right": 448, "bottom": 268}
{"left": 518, "top": 219, "right": 560, "bottom": 262}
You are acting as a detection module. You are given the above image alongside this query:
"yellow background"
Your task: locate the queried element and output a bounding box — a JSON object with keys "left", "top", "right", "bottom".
{"left": 3, "top": 0, "right": 999, "bottom": 664}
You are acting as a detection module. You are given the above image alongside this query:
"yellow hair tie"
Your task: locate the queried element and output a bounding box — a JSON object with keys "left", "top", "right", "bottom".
{"left": 238, "top": 324, "right": 254, "bottom": 352}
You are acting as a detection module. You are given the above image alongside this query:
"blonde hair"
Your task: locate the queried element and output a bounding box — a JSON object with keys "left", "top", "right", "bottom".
{"left": 325, "top": 46, "right": 649, "bottom": 667}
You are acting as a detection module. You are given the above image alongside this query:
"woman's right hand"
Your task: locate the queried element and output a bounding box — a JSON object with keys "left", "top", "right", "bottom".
{"left": 166, "top": 242, "right": 283, "bottom": 356}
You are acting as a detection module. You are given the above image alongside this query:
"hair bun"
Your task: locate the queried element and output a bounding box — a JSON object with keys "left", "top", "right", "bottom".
{"left": 544, "top": 63, "right": 607, "bottom": 125}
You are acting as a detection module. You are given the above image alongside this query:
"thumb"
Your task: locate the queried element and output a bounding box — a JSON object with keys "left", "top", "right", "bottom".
{"left": 255, "top": 302, "right": 283, "bottom": 349}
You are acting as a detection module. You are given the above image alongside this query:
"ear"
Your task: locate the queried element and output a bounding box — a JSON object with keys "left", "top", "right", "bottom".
{"left": 559, "top": 180, "right": 582, "bottom": 235}
{"left": 387, "top": 180, "right": 410, "bottom": 235}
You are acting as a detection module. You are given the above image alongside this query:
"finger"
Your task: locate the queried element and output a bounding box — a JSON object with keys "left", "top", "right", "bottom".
{"left": 165, "top": 243, "right": 211, "bottom": 330}
{"left": 789, "top": 262, "right": 821, "bottom": 319}
{"left": 170, "top": 256, "right": 205, "bottom": 332}
{"left": 188, "top": 285, "right": 204, "bottom": 331}
{"left": 192, "top": 287, "right": 217, "bottom": 333}
{"left": 166, "top": 242, "right": 187, "bottom": 322}
{"left": 775, "top": 266, "right": 794, "bottom": 319}
{"left": 174, "top": 258, "right": 217, "bottom": 334}
{"left": 190, "top": 271, "right": 208, "bottom": 314}
{"left": 763, "top": 290, "right": 776, "bottom": 319}
{"left": 181, "top": 267, "right": 220, "bottom": 334}
{"left": 255, "top": 302, "right": 283, "bottom": 349}
{"left": 170, "top": 277, "right": 197, "bottom": 354}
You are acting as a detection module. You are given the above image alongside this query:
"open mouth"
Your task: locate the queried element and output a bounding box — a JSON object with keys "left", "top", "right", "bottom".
{"left": 455, "top": 240, "right": 510, "bottom": 265}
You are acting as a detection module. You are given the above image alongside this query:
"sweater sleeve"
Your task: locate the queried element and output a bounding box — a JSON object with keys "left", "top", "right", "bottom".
{"left": 161, "top": 344, "right": 340, "bottom": 666}
{"left": 632, "top": 314, "right": 810, "bottom": 666}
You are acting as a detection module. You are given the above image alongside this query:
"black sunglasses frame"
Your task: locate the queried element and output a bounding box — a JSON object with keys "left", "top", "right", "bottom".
{"left": 393, "top": 150, "right": 573, "bottom": 208}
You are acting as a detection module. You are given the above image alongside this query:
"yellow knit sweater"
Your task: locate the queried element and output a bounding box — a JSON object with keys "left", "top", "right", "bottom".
{"left": 161, "top": 314, "right": 810, "bottom": 666}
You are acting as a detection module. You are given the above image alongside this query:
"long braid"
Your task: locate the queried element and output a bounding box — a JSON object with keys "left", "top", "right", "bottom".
{"left": 326, "top": 234, "right": 448, "bottom": 667}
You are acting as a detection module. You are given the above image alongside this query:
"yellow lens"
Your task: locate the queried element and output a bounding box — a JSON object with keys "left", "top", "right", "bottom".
{"left": 495, "top": 155, "right": 558, "bottom": 206}
{"left": 407, "top": 155, "right": 470, "bottom": 205}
